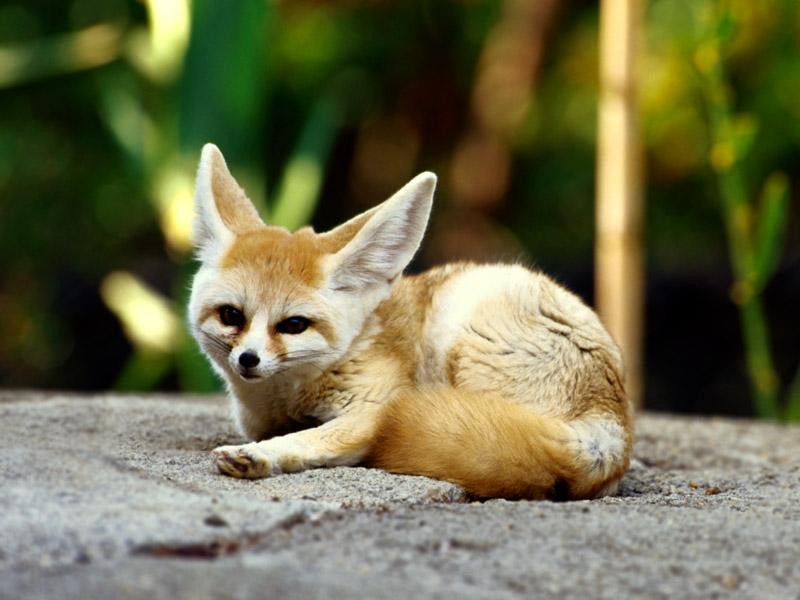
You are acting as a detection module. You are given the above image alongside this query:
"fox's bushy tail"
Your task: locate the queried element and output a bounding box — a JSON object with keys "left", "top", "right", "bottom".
{"left": 364, "top": 389, "right": 630, "bottom": 500}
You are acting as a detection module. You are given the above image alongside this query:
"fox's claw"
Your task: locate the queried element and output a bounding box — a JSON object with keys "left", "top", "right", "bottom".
{"left": 213, "top": 443, "right": 273, "bottom": 479}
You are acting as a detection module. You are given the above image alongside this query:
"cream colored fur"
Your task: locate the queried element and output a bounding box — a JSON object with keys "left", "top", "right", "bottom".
{"left": 189, "top": 143, "right": 633, "bottom": 500}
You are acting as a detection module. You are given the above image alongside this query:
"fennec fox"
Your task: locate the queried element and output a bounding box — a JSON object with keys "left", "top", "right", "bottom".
{"left": 189, "top": 144, "right": 632, "bottom": 500}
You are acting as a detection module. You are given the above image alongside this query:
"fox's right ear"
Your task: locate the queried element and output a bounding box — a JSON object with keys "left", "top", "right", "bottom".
{"left": 193, "top": 143, "right": 263, "bottom": 262}
{"left": 323, "top": 172, "right": 436, "bottom": 291}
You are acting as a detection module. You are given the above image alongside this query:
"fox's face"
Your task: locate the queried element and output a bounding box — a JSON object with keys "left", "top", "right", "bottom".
{"left": 189, "top": 144, "right": 435, "bottom": 385}
{"left": 190, "top": 228, "right": 348, "bottom": 383}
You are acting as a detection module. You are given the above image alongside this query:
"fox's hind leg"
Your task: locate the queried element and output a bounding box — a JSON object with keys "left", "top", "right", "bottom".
{"left": 213, "top": 410, "right": 379, "bottom": 479}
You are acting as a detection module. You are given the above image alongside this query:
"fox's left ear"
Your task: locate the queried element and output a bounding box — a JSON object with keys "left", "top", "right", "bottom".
{"left": 193, "top": 143, "right": 264, "bottom": 262}
{"left": 325, "top": 172, "right": 436, "bottom": 291}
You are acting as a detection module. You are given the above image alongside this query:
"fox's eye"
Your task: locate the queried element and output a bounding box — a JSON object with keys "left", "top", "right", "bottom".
{"left": 218, "top": 305, "right": 245, "bottom": 328}
{"left": 277, "top": 316, "right": 310, "bottom": 335}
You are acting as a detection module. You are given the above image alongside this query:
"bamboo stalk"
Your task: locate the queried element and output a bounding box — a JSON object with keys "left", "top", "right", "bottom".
{"left": 595, "top": 0, "right": 644, "bottom": 408}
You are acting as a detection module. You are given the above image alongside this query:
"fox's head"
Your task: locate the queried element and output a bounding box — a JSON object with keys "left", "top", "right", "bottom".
{"left": 188, "top": 144, "right": 436, "bottom": 386}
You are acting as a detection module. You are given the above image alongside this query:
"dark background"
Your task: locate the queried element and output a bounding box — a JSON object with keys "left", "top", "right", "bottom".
{"left": 0, "top": 0, "right": 798, "bottom": 418}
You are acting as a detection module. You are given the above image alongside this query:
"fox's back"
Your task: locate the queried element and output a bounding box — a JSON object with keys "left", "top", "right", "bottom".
{"left": 381, "top": 263, "right": 626, "bottom": 421}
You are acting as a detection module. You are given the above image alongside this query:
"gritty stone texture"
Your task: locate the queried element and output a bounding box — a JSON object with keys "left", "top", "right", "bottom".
{"left": 0, "top": 391, "right": 798, "bottom": 599}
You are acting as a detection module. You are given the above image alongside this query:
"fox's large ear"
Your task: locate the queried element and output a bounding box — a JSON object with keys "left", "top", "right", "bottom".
{"left": 193, "top": 143, "right": 263, "bottom": 262}
{"left": 324, "top": 172, "right": 436, "bottom": 291}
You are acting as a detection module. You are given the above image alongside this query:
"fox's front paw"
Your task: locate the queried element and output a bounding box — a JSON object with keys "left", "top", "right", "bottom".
{"left": 212, "top": 443, "right": 273, "bottom": 479}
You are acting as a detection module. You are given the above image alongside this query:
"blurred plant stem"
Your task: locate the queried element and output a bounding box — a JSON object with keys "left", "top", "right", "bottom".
{"left": 786, "top": 370, "right": 800, "bottom": 422}
{"left": 694, "top": 2, "right": 797, "bottom": 421}
{"left": 271, "top": 94, "right": 341, "bottom": 230}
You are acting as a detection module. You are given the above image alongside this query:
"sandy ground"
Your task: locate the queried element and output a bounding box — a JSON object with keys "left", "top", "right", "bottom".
{"left": 0, "top": 391, "right": 798, "bottom": 599}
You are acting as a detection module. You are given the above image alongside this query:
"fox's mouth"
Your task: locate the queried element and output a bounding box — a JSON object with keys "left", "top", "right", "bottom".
{"left": 237, "top": 368, "right": 262, "bottom": 382}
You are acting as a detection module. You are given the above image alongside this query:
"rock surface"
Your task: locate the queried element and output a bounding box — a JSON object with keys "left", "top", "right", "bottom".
{"left": 0, "top": 391, "right": 798, "bottom": 599}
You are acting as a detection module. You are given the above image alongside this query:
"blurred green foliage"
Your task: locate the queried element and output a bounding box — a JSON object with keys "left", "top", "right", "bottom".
{"left": 689, "top": 0, "right": 799, "bottom": 420}
{"left": 0, "top": 1, "right": 797, "bottom": 418}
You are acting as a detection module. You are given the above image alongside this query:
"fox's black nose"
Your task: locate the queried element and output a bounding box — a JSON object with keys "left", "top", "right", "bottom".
{"left": 238, "top": 351, "right": 260, "bottom": 368}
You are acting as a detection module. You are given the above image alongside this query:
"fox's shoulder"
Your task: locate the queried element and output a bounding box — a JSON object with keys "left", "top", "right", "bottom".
{"left": 367, "top": 262, "right": 472, "bottom": 349}
{"left": 385, "top": 261, "right": 546, "bottom": 319}
{"left": 393, "top": 261, "right": 475, "bottom": 300}
{"left": 404, "top": 261, "right": 601, "bottom": 326}
{"left": 392, "top": 261, "right": 618, "bottom": 357}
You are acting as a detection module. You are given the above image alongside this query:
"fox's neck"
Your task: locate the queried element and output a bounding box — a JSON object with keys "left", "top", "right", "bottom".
{"left": 227, "top": 365, "right": 319, "bottom": 439}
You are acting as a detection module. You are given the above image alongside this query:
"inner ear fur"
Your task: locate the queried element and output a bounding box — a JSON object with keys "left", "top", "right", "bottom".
{"left": 324, "top": 172, "right": 437, "bottom": 291}
{"left": 318, "top": 205, "right": 382, "bottom": 254}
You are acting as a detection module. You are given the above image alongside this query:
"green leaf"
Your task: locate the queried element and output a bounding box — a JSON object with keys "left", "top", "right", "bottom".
{"left": 714, "top": 9, "right": 735, "bottom": 45}
{"left": 180, "top": 0, "right": 271, "bottom": 163}
{"left": 0, "top": 24, "right": 123, "bottom": 89}
{"left": 175, "top": 332, "right": 221, "bottom": 392}
{"left": 785, "top": 366, "right": 800, "bottom": 423}
{"left": 114, "top": 351, "right": 172, "bottom": 391}
{"left": 731, "top": 114, "right": 758, "bottom": 163}
{"left": 269, "top": 96, "right": 341, "bottom": 230}
{"left": 173, "top": 265, "right": 221, "bottom": 392}
{"left": 752, "top": 172, "right": 789, "bottom": 290}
